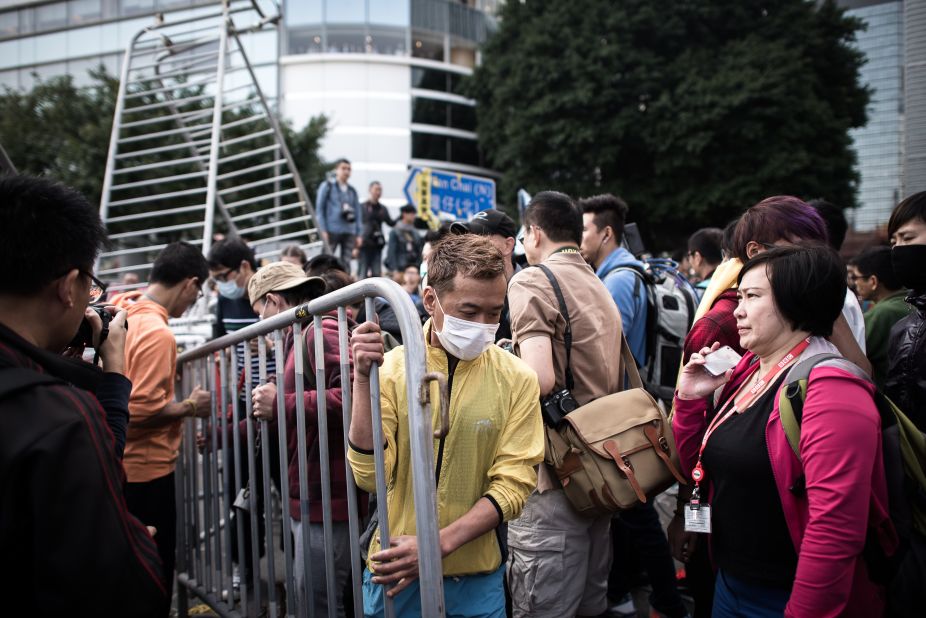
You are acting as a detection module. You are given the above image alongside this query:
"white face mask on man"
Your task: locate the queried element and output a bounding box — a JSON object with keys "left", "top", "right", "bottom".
{"left": 433, "top": 294, "right": 499, "bottom": 361}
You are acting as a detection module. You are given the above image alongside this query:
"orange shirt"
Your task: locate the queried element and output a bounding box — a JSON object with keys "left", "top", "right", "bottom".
{"left": 122, "top": 299, "right": 181, "bottom": 483}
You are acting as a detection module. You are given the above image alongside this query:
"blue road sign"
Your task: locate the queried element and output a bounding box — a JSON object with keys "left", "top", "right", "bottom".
{"left": 403, "top": 167, "right": 496, "bottom": 220}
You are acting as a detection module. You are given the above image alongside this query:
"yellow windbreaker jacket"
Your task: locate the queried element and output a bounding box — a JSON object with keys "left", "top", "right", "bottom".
{"left": 348, "top": 320, "right": 544, "bottom": 576}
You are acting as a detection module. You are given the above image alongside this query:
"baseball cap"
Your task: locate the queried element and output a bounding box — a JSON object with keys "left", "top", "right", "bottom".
{"left": 449, "top": 209, "right": 517, "bottom": 239}
{"left": 248, "top": 261, "right": 326, "bottom": 305}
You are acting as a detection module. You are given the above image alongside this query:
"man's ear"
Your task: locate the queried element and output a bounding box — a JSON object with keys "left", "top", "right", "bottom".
{"left": 422, "top": 286, "right": 437, "bottom": 317}
{"left": 55, "top": 269, "right": 81, "bottom": 309}
{"left": 240, "top": 260, "right": 254, "bottom": 277}
{"left": 503, "top": 236, "right": 516, "bottom": 256}
{"left": 869, "top": 275, "right": 880, "bottom": 293}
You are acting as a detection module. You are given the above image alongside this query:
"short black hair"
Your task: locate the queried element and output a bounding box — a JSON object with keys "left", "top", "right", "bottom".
{"left": 305, "top": 253, "right": 349, "bottom": 277}
{"left": 738, "top": 245, "right": 845, "bottom": 337}
{"left": 848, "top": 246, "right": 902, "bottom": 291}
{"left": 809, "top": 199, "right": 848, "bottom": 250}
{"left": 688, "top": 227, "right": 724, "bottom": 265}
{"left": 721, "top": 217, "right": 739, "bottom": 259}
{"left": 334, "top": 158, "right": 351, "bottom": 168}
{"left": 578, "top": 194, "right": 629, "bottom": 242}
{"left": 524, "top": 191, "right": 582, "bottom": 245}
{"left": 888, "top": 191, "right": 926, "bottom": 238}
{"left": 0, "top": 175, "right": 107, "bottom": 296}
{"left": 150, "top": 242, "right": 209, "bottom": 286}
{"left": 207, "top": 237, "right": 257, "bottom": 271}
{"left": 280, "top": 244, "right": 307, "bottom": 265}
{"left": 369, "top": 180, "right": 381, "bottom": 189}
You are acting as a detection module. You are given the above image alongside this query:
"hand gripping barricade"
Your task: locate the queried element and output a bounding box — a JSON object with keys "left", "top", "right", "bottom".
{"left": 173, "top": 278, "right": 446, "bottom": 618}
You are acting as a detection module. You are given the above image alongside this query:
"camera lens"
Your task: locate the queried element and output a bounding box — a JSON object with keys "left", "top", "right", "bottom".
{"left": 560, "top": 395, "right": 578, "bottom": 413}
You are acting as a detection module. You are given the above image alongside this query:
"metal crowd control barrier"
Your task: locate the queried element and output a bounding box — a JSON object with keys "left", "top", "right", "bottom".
{"left": 174, "top": 278, "right": 446, "bottom": 617}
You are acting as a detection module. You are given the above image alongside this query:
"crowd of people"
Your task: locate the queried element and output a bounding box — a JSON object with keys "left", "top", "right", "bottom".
{"left": 2, "top": 166, "right": 925, "bottom": 618}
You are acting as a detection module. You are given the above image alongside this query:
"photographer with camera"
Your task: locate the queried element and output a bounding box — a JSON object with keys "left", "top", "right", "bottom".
{"left": 316, "top": 158, "right": 363, "bottom": 268}
{"left": 507, "top": 191, "right": 625, "bottom": 618}
{"left": 0, "top": 175, "right": 166, "bottom": 616}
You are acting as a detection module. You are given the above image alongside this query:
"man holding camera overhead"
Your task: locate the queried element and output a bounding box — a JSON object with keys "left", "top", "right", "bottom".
{"left": 506, "top": 191, "right": 624, "bottom": 618}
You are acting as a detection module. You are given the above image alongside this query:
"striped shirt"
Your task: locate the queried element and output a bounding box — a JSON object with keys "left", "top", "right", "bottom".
{"left": 213, "top": 295, "right": 275, "bottom": 387}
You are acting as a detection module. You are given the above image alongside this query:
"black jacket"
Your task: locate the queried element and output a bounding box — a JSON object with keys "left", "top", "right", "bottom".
{"left": 0, "top": 322, "right": 166, "bottom": 616}
{"left": 361, "top": 200, "right": 396, "bottom": 246}
{"left": 886, "top": 290, "right": 926, "bottom": 431}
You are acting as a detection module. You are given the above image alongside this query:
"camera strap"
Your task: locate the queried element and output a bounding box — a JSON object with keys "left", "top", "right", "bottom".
{"left": 536, "top": 264, "right": 575, "bottom": 392}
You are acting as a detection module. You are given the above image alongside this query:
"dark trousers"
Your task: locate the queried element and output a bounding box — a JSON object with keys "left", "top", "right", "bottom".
{"left": 327, "top": 232, "right": 356, "bottom": 265}
{"left": 358, "top": 245, "right": 384, "bottom": 278}
{"left": 609, "top": 501, "right": 687, "bottom": 618}
{"left": 125, "top": 471, "right": 176, "bottom": 617}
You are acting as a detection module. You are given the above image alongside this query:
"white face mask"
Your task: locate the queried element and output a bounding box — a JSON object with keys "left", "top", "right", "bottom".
{"left": 433, "top": 294, "right": 499, "bottom": 361}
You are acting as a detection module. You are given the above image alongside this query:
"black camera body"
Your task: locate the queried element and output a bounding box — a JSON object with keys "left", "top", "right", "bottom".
{"left": 69, "top": 305, "right": 112, "bottom": 349}
{"left": 540, "top": 388, "right": 579, "bottom": 427}
{"left": 341, "top": 202, "right": 356, "bottom": 223}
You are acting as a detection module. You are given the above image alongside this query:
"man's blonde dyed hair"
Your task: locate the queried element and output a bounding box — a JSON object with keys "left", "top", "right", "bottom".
{"left": 427, "top": 234, "right": 505, "bottom": 294}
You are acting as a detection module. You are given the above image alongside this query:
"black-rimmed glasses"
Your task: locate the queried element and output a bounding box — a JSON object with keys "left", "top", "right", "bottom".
{"left": 81, "top": 270, "right": 108, "bottom": 304}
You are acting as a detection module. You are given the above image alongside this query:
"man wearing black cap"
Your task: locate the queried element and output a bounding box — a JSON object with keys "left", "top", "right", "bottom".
{"left": 385, "top": 204, "right": 423, "bottom": 273}
{"left": 450, "top": 209, "right": 519, "bottom": 342}
{"left": 450, "top": 209, "right": 518, "bottom": 281}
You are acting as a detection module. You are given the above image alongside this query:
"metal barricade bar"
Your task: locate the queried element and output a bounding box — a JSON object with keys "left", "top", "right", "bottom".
{"left": 174, "top": 278, "right": 444, "bottom": 617}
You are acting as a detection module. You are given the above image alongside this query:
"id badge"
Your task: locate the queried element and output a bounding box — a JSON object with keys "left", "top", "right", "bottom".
{"left": 684, "top": 503, "right": 712, "bottom": 533}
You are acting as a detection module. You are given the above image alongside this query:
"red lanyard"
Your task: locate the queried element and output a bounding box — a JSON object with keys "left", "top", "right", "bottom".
{"left": 690, "top": 337, "right": 810, "bottom": 485}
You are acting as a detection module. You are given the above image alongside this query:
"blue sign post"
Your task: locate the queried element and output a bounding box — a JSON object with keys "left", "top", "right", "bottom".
{"left": 403, "top": 167, "right": 496, "bottom": 223}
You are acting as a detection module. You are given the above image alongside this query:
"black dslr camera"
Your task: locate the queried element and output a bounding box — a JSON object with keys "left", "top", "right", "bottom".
{"left": 540, "top": 388, "right": 579, "bottom": 427}
{"left": 69, "top": 305, "right": 112, "bottom": 350}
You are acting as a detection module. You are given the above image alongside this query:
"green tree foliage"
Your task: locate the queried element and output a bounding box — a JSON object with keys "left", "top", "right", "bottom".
{"left": 468, "top": 0, "right": 870, "bottom": 249}
{"left": 0, "top": 69, "right": 328, "bottom": 234}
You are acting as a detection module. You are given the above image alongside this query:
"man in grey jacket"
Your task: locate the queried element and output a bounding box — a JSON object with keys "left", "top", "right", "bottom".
{"left": 316, "top": 158, "right": 363, "bottom": 264}
{"left": 385, "top": 204, "right": 423, "bottom": 273}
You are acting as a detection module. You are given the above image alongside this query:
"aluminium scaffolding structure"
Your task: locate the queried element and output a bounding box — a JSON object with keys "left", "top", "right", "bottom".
{"left": 98, "top": 0, "right": 325, "bottom": 290}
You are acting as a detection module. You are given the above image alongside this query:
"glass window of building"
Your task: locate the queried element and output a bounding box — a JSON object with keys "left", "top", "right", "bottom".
{"left": 412, "top": 98, "right": 476, "bottom": 132}
{"left": 36, "top": 3, "right": 67, "bottom": 31}
{"left": 285, "top": 0, "right": 322, "bottom": 25}
{"left": 121, "top": 0, "right": 155, "bottom": 17}
{"left": 412, "top": 132, "right": 449, "bottom": 161}
{"left": 18, "top": 7, "right": 34, "bottom": 35}
{"left": 449, "top": 136, "right": 479, "bottom": 166}
{"left": 288, "top": 29, "right": 323, "bottom": 54}
{"left": 326, "top": 28, "right": 365, "bottom": 53}
{"left": 369, "top": 0, "right": 408, "bottom": 27}
{"left": 366, "top": 28, "right": 405, "bottom": 55}
{"left": 157, "top": 0, "right": 194, "bottom": 10}
{"left": 69, "top": 0, "right": 103, "bottom": 25}
{"left": 412, "top": 31, "right": 443, "bottom": 61}
{"left": 325, "top": 0, "right": 365, "bottom": 24}
{"left": 412, "top": 67, "right": 450, "bottom": 92}
{"left": 0, "top": 10, "right": 17, "bottom": 38}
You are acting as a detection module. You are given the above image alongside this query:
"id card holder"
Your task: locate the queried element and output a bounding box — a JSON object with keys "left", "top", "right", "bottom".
{"left": 684, "top": 503, "right": 712, "bottom": 533}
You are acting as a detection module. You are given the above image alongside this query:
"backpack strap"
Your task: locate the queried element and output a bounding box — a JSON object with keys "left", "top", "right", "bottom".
{"left": 0, "top": 368, "right": 63, "bottom": 400}
{"left": 607, "top": 265, "right": 645, "bottom": 303}
{"left": 778, "top": 353, "right": 859, "bottom": 459}
{"left": 536, "top": 264, "right": 575, "bottom": 391}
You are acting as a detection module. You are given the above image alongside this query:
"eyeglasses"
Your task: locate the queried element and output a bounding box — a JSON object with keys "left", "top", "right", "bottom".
{"left": 847, "top": 273, "right": 871, "bottom": 282}
{"left": 81, "top": 270, "right": 108, "bottom": 304}
{"left": 211, "top": 268, "right": 238, "bottom": 283}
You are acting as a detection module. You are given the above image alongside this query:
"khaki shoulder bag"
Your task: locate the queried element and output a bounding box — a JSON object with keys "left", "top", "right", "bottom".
{"left": 537, "top": 265, "right": 687, "bottom": 516}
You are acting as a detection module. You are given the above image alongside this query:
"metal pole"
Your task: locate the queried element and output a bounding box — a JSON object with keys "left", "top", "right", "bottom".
{"left": 201, "top": 19, "right": 229, "bottom": 257}
{"left": 365, "top": 297, "right": 395, "bottom": 618}
{"left": 312, "top": 315, "right": 338, "bottom": 618}
{"left": 257, "top": 336, "right": 279, "bottom": 618}
{"left": 293, "top": 322, "right": 316, "bottom": 618}
{"left": 273, "top": 330, "right": 297, "bottom": 617}
{"left": 337, "top": 306, "right": 363, "bottom": 618}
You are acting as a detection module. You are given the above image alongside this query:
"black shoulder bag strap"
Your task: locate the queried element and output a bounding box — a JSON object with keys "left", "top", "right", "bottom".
{"left": 536, "top": 264, "right": 575, "bottom": 391}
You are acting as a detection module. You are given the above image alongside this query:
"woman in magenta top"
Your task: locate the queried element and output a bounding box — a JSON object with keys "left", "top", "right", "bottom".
{"left": 673, "top": 245, "right": 896, "bottom": 617}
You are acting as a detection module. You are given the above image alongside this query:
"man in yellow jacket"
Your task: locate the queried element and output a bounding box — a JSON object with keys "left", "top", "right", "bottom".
{"left": 348, "top": 234, "right": 545, "bottom": 617}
